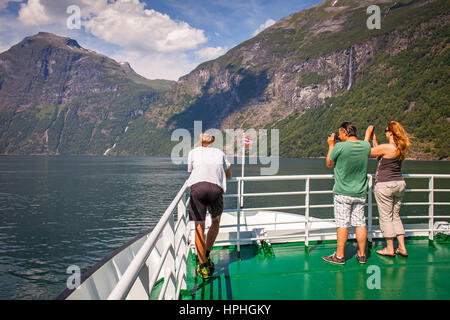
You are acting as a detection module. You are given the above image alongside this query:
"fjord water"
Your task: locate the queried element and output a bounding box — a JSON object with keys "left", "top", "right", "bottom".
{"left": 0, "top": 155, "right": 449, "bottom": 300}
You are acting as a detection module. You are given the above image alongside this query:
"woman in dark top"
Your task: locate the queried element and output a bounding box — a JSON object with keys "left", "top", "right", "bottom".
{"left": 365, "top": 121, "right": 411, "bottom": 257}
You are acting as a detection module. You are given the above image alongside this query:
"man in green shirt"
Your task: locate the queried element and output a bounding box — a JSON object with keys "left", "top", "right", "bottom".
{"left": 323, "top": 122, "right": 371, "bottom": 265}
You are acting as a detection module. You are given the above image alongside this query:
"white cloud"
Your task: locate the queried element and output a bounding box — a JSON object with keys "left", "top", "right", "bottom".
{"left": 15, "top": 0, "right": 208, "bottom": 53}
{"left": 83, "top": 0, "right": 207, "bottom": 53}
{"left": 77, "top": 0, "right": 108, "bottom": 19}
{"left": 19, "top": 0, "right": 108, "bottom": 21}
{"left": 7, "top": 0, "right": 215, "bottom": 80}
{"left": 18, "top": 0, "right": 51, "bottom": 26}
{"left": 0, "top": 43, "right": 9, "bottom": 53}
{"left": 195, "top": 46, "right": 227, "bottom": 60}
{"left": 112, "top": 49, "right": 199, "bottom": 81}
{"left": 252, "top": 18, "right": 276, "bottom": 36}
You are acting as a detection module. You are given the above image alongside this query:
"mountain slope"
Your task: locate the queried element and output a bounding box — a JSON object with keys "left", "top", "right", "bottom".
{"left": 275, "top": 18, "right": 449, "bottom": 159}
{"left": 158, "top": 0, "right": 449, "bottom": 159}
{"left": 0, "top": 32, "right": 175, "bottom": 155}
{"left": 0, "top": 0, "right": 448, "bottom": 159}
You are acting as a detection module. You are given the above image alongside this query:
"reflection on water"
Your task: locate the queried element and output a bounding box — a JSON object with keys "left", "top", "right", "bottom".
{"left": 0, "top": 155, "right": 448, "bottom": 299}
{"left": 0, "top": 155, "right": 188, "bottom": 300}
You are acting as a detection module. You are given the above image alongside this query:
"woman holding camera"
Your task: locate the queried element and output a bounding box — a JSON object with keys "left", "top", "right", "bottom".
{"left": 365, "top": 121, "right": 411, "bottom": 257}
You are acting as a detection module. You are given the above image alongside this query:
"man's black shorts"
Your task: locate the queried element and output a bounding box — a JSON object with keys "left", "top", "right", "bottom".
{"left": 188, "top": 182, "right": 224, "bottom": 222}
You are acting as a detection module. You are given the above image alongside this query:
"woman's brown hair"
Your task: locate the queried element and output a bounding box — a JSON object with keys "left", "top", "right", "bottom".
{"left": 387, "top": 121, "right": 411, "bottom": 161}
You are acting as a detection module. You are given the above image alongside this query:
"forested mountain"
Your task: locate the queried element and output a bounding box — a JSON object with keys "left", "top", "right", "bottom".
{"left": 162, "top": 0, "right": 449, "bottom": 159}
{"left": 0, "top": 0, "right": 448, "bottom": 159}
{"left": 0, "top": 32, "right": 175, "bottom": 155}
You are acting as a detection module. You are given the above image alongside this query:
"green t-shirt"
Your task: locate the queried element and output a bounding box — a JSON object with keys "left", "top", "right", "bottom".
{"left": 329, "top": 140, "right": 371, "bottom": 197}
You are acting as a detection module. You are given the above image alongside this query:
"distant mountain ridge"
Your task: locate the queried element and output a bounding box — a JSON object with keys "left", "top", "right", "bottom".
{"left": 0, "top": 0, "right": 448, "bottom": 159}
{"left": 161, "top": 0, "right": 449, "bottom": 159}
{"left": 0, "top": 32, "right": 175, "bottom": 155}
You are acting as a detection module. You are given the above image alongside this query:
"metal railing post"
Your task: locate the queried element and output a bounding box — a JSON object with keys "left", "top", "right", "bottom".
{"left": 176, "top": 194, "right": 187, "bottom": 293}
{"left": 305, "top": 177, "right": 310, "bottom": 251}
{"left": 178, "top": 192, "right": 186, "bottom": 222}
{"left": 368, "top": 175, "right": 373, "bottom": 248}
{"left": 429, "top": 176, "right": 434, "bottom": 242}
{"left": 163, "top": 212, "right": 176, "bottom": 299}
{"left": 236, "top": 178, "right": 241, "bottom": 257}
{"left": 240, "top": 179, "right": 245, "bottom": 209}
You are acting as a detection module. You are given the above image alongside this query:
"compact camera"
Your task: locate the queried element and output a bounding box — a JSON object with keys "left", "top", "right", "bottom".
{"left": 334, "top": 131, "right": 341, "bottom": 142}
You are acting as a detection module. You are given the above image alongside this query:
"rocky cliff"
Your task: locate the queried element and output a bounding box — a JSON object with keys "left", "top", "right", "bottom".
{"left": 161, "top": 0, "right": 448, "bottom": 159}
{"left": 0, "top": 32, "right": 175, "bottom": 155}
{"left": 0, "top": 0, "right": 448, "bottom": 159}
{"left": 165, "top": 0, "right": 444, "bottom": 129}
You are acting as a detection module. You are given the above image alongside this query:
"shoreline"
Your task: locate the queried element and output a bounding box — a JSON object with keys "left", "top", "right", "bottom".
{"left": 0, "top": 153, "right": 448, "bottom": 162}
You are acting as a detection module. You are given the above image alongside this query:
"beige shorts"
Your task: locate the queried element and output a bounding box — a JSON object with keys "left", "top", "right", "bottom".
{"left": 374, "top": 180, "right": 406, "bottom": 238}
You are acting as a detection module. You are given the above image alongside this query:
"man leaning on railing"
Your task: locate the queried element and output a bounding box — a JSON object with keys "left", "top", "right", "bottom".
{"left": 186, "top": 132, "right": 232, "bottom": 280}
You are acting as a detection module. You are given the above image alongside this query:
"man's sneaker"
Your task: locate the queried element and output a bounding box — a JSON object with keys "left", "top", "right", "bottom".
{"left": 322, "top": 252, "right": 345, "bottom": 265}
{"left": 206, "top": 256, "right": 215, "bottom": 273}
{"left": 196, "top": 263, "right": 211, "bottom": 279}
{"left": 356, "top": 252, "right": 367, "bottom": 264}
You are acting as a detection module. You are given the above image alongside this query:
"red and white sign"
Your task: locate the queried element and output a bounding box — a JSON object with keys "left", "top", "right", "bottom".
{"left": 243, "top": 136, "right": 252, "bottom": 146}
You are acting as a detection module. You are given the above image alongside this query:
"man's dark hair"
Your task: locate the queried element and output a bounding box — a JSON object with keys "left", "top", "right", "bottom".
{"left": 339, "top": 122, "right": 357, "bottom": 137}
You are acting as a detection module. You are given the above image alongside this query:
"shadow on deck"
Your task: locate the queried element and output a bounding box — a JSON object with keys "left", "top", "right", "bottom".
{"left": 182, "top": 236, "right": 450, "bottom": 300}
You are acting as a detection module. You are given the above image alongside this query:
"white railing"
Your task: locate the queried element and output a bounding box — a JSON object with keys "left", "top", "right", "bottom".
{"left": 224, "top": 174, "right": 450, "bottom": 254}
{"left": 106, "top": 173, "right": 450, "bottom": 300}
{"left": 107, "top": 181, "right": 191, "bottom": 300}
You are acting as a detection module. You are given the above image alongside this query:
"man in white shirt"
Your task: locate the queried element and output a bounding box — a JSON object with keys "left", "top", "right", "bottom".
{"left": 187, "top": 132, "right": 232, "bottom": 279}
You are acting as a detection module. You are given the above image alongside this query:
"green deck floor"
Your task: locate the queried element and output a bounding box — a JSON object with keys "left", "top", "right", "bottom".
{"left": 182, "top": 236, "right": 450, "bottom": 300}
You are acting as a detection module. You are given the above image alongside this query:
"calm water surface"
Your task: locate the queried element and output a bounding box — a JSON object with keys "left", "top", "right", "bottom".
{"left": 0, "top": 155, "right": 449, "bottom": 299}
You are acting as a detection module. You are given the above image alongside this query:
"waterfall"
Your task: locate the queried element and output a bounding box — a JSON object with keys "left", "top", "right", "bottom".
{"left": 103, "top": 143, "right": 116, "bottom": 155}
{"left": 103, "top": 125, "right": 129, "bottom": 155}
{"left": 347, "top": 45, "right": 353, "bottom": 90}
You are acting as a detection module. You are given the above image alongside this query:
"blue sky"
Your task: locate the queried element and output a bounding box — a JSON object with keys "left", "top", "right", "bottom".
{"left": 0, "top": 0, "right": 322, "bottom": 80}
